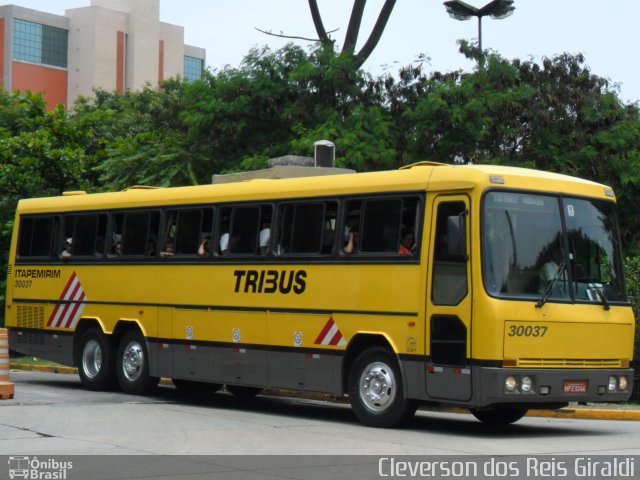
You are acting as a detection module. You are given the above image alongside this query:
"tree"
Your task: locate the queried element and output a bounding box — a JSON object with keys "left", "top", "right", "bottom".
{"left": 308, "top": 0, "right": 396, "bottom": 69}
{"left": 0, "top": 90, "right": 89, "bottom": 317}
{"left": 396, "top": 43, "right": 640, "bottom": 246}
{"left": 71, "top": 81, "right": 212, "bottom": 188}
{"left": 260, "top": 1, "right": 397, "bottom": 70}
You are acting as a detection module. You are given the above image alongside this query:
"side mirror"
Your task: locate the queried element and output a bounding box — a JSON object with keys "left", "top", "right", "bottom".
{"left": 446, "top": 213, "right": 467, "bottom": 259}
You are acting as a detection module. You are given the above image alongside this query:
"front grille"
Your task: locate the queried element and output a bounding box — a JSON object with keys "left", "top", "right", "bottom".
{"left": 516, "top": 358, "right": 623, "bottom": 368}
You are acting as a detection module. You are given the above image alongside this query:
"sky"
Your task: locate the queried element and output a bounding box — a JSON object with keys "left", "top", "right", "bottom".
{"left": 9, "top": 0, "right": 640, "bottom": 103}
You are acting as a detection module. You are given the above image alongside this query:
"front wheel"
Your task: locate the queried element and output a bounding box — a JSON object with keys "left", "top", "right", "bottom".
{"left": 116, "top": 330, "right": 159, "bottom": 395}
{"left": 471, "top": 407, "right": 528, "bottom": 425}
{"left": 77, "top": 327, "right": 116, "bottom": 391}
{"left": 348, "top": 348, "right": 416, "bottom": 428}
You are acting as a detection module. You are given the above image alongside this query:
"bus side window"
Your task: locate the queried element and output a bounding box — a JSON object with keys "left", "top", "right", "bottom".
{"left": 230, "top": 206, "right": 258, "bottom": 255}
{"left": 360, "top": 199, "right": 402, "bottom": 253}
{"left": 322, "top": 203, "right": 338, "bottom": 254}
{"left": 109, "top": 213, "right": 124, "bottom": 257}
{"left": 64, "top": 214, "right": 108, "bottom": 258}
{"left": 217, "top": 208, "right": 231, "bottom": 256}
{"left": 17, "top": 216, "right": 59, "bottom": 259}
{"left": 432, "top": 201, "right": 468, "bottom": 305}
{"left": 164, "top": 208, "right": 213, "bottom": 257}
{"left": 343, "top": 200, "right": 362, "bottom": 255}
{"left": 119, "top": 211, "right": 160, "bottom": 257}
{"left": 343, "top": 197, "right": 419, "bottom": 256}
{"left": 276, "top": 202, "right": 334, "bottom": 255}
{"left": 223, "top": 204, "right": 272, "bottom": 256}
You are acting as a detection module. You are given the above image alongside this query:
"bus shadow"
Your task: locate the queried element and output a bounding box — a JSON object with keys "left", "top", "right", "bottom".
{"left": 156, "top": 384, "right": 614, "bottom": 438}
{"left": 408, "top": 411, "right": 607, "bottom": 438}
{"left": 18, "top": 374, "right": 618, "bottom": 438}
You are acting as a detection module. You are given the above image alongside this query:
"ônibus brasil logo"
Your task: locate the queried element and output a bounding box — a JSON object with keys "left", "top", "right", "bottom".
{"left": 8, "top": 456, "right": 73, "bottom": 480}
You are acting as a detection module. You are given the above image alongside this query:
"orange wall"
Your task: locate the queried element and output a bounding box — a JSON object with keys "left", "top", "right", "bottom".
{"left": 12, "top": 61, "right": 68, "bottom": 109}
{"left": 0, "top": 19, "right": 5, "bottom": 86}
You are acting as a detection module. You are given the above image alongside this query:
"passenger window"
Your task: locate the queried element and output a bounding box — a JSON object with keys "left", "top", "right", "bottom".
{"left": 18, "top": 216, "right": 59, "bottom": 258}
{"left": 276, "top": 202, "right": 337, "bottom": 255}
{"left": 63, "top": 214, "right": 108, "bottom": 257}
{"left": 361, "top": 199, "right": 402, "bottom": 253}
{"left": 218, "top": 205, "right": 272, "bottom": 256}
{"left": 343, "top": 197, "right": 420, "bottom": 255}
{"left": 163, "top": 208, "right": 213, "bottom": 257}
{"left": 111, "top": 211, "right": 160, "bottom": 257}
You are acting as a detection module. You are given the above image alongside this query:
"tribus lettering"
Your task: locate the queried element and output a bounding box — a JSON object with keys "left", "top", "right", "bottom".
{"left": 234, "top": 270, "right": 307, "bottom": 294}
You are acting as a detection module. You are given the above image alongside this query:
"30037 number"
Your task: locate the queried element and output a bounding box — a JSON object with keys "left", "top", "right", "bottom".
{"left": 14, "top": 280, "right": 33, "bottom": 289}
{"left": 508, "top": 325, "right": 548, "bottom": 337}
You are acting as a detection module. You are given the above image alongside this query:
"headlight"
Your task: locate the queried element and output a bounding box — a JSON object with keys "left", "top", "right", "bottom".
{"left": 521, "top": 376, "right": 533, "bottom": 393}
{"left": 505, "top": 376, "right": 517, "bottom": 392}
{"left": 619, "top": 376, "right": 629, "bottom": 392}
{"left": 608, "top": 376, "right": 617, "bottom": 392}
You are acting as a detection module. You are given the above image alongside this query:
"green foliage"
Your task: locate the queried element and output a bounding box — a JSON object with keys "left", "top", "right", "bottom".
{"left": 624, "top": 257, "right": 640, "bottom": 364}
{"left": 0, "top": 90, "right": 90, "bottom": 325}
{"left": 2, "top": 44, "right": 640, "bottom": 347}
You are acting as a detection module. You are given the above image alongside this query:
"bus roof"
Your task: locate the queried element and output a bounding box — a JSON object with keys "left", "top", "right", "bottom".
{"left": 16, "top": 164, "right": 614, "bottom": 214}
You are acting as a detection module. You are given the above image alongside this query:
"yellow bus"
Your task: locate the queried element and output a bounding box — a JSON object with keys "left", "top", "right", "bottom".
{"left": 5, "top": 162, "right": 635, "bottom": 427}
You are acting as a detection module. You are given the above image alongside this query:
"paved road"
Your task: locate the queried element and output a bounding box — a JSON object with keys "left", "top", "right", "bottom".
{"left": 1, "top": 371, "right": 639, "bottom": 458}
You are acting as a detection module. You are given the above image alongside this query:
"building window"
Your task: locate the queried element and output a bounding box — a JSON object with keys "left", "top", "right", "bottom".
{"left": 183, "top": 55, "right": 203, "bottom": 82}
{"left": 12, "top": 18, "right": 68, "bottom": 68}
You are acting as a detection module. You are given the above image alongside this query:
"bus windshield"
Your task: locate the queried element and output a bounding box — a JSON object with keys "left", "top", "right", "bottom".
{"left": 483, "top": 191, "right": 626, "bottom": 304}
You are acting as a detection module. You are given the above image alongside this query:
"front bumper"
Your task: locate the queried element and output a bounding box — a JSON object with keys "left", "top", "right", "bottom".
{"left": 474, "top": 366, "right": 633, "bottom": 407}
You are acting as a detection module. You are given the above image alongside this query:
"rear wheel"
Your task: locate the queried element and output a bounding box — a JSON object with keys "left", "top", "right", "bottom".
{"left": 348, "top": 347, "right": 416, "bottom": 428}
{"left": 471, "top": 407, "right": 528, "bottom": 425}
{"left": 116, "top": 329, "right": 159, "bottom": 395}
{"left": 77, "top": 327, "right": 116, "bottom": 391}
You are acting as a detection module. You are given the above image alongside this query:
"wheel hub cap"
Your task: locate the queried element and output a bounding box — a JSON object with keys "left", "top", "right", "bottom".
{"left": 122, "top": 342, "right": 143, "bottom": 382}
{"left": 360, "top": 362, "right": 396, "bottom": 412}
{"left": 82, "top": 339, "right": 102, "bottom": 379}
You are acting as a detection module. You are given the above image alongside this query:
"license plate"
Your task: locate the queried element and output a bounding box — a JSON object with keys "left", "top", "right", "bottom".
{"left": 563, "top": 380, "right": 588, "bottom": 394}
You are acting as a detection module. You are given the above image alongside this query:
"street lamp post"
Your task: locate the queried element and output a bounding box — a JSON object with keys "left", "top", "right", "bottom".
{"left": 444, "top": 0, "right": 515, "bottom": 64}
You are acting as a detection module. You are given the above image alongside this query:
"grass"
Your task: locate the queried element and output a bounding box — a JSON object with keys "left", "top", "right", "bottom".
{"left": 10, "top": 354, "right": 67, "bottom": 368}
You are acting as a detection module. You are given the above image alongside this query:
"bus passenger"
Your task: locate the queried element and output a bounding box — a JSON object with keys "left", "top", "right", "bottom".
{"left": 344, "top": 230, "right": 357, "bottom": 254}
{"left": 259, "top": 228, "right": 270, "bottom": 256}
{"left": 198, "top": 236, "right": 211, "bottom": 257}
{"left": 60, "top": 238, "right": 73, "bottom": 260}
{"left": 219, "top": 232, "right": 230, "bottom": 255}
{"left": 398, "top": 229, "right": 415, "bottom": 255}
{"left": 161, "top": 239, "right": 175, "bottom": 257}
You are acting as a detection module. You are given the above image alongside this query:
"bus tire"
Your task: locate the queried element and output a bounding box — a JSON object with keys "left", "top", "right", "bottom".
{"left": 77, "top": 327, "right": 116, "bottom": 391}
{"left": 116, "top": 329, "right": 159, "bottom": 395}
{"left": 348, "top": 347, "right": 416, "bottom": 428}
{"left": 471, "top": 407, "right": 528, "bottom": 425}
{"left": 172, "top": 379, "right": 221, "bottom": 395}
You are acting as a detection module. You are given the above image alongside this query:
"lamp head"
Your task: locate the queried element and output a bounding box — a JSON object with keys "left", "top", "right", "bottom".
{"left": 478, "top": 0, "right": 515, "bottom": 19}
{"left": 444, "top": 0, "right": 478, "bottom": 20}
{"left": 444, "top": 0, "right": 515, "bottom": 20}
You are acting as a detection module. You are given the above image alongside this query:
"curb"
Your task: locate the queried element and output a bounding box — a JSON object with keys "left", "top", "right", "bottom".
{"left": 10, "top": 363, "right": 640, "bottom": 421}
{"left": 527, "top": 407, "right": 640, "bottom": 421}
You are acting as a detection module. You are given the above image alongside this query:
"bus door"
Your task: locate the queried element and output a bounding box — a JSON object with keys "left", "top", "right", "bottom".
{"left": 426, "top": 195, "right": 472, "bottom": 401}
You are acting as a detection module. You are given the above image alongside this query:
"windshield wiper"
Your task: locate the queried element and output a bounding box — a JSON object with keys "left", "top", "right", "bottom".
{"left": 589, "top": 283, "right": 611, "bottom": 311}
{"left": 536, "top": 262, "right": 566, "bottom": 308}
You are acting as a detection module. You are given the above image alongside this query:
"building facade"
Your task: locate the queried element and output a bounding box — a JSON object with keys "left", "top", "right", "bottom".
{"left": 0, "top": 0, "right": 205, "bottom": 109}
